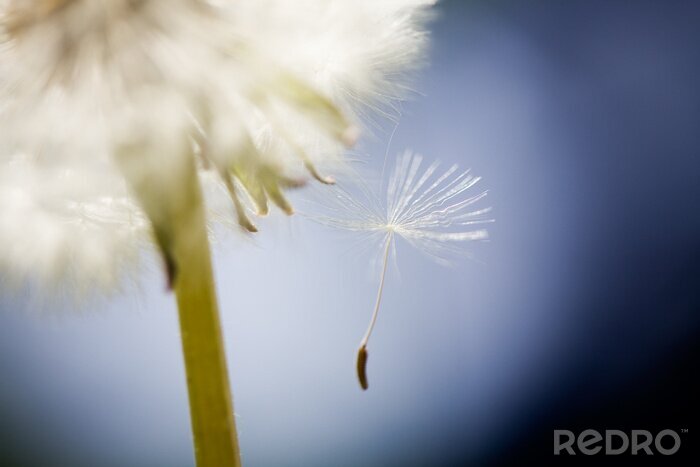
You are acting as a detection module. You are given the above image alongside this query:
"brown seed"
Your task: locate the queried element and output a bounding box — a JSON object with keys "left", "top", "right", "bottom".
{"left": 356, "top": 345, "right": 369, "bottom": 391}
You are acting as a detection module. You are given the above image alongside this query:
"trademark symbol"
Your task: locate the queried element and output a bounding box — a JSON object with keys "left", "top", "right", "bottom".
{"left": 681, "top": 429, "right": 688, "bottom": 434}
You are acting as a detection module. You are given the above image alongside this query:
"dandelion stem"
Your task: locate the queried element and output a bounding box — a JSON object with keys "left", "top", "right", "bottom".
{"left": 171, "top": 168, "right": 241, "bottom": 467}
{"left": 116, "top": 141, "right": 242, "bottom": 466}
{"left": 357, "top": 232, "right": 393, "bottom": 390}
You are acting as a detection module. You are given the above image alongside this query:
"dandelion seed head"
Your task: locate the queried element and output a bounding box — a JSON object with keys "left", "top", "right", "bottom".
{"left": 0, "top": 0, "right": 434, "bottom": 294}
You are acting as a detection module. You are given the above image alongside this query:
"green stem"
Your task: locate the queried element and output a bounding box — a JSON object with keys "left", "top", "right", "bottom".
{"left": 115, "top": 138, "right": 241, "bottom": 466}
{"left": 172, "top": 177, "right": 241, "bottom": 467}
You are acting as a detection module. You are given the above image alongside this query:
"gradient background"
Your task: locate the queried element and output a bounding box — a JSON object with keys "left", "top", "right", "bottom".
{"left": 1, "top": 1, "right": 698, "bottom": 466}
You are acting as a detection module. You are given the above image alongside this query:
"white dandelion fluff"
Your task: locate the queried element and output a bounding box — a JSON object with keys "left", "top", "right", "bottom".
{"left": 0, "top": 0, "right": 435, "bottom": 293}
{"left": 305, "top": 150, "right": 492, "bottom": 389}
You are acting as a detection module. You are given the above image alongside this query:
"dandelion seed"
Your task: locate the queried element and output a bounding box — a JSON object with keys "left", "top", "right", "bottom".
{"left": 306, "top": 150, "right": 492, "bottom": 390}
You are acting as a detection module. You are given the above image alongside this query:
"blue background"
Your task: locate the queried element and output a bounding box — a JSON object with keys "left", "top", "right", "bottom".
{"left": 1, "top": 1, "right": 698, "bottom": 465}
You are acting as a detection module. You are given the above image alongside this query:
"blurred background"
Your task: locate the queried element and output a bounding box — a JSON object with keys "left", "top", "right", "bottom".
{"left": 1, "top": 0, "right": 698, "bottom": 465}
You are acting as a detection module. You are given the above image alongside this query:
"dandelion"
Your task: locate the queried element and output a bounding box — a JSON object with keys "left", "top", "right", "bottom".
{"left": 307, "top": 151, "right": 492, "bottom": 390}
{"left": 0, "top": 1, "right": 435, "bottom": 466}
